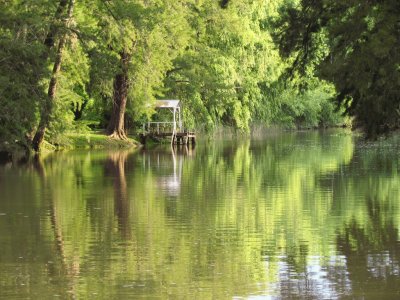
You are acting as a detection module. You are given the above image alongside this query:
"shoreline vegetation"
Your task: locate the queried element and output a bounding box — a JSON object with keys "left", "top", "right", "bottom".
{"left": 0, "top": 124, "right": 353, "bottom": 162}
{"left": 1, "top": 1, "right": 398, "bottom": 158}
{"left": 2, "top": 124, "right": 400, "bottom": 164}
{"left": 0, "top": 132, "right": 138, "bottom": 162}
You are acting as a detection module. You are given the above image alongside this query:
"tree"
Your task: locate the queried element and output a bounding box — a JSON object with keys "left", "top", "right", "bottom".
{"left": 106, "top": 48, "right": 133, "bottom": 139}
{"left": 0, "top": 0, "right": 352, "bottom": 154}
{"left": 164, "top": 0, "right": 283, "bottom": 131}
{"left": 32, "top": 0, "right": 75, "bottom": 151}
{"left": 0, "top": 0, "right": 54, "bottom": 152}
{"left": 89, "top": 0, "right": 191, "bottom": 139}
{"left": 274, "top": 0, "right": 400, "bottom": 138}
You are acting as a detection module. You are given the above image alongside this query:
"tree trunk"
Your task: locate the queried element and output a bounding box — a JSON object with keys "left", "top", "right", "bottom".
{"left": 44, "top": 0, "right": 69, "bottom": 49}
{"left": 107, "top": 51, "right": 131, "bottom": 140}
{"left": 72, "top": 99, "right": 88, "bottom": 121}
{"left": 32, "top": 0, "right": 75, "bottom": 152}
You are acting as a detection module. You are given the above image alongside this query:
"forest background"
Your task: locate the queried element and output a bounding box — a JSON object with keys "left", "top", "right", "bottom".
{"left": 0, "top": 0, "right": 398, "bottom": 153}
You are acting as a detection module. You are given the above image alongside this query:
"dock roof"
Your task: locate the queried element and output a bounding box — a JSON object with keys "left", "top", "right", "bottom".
{"left": 154, "top": 100, "right": 180, "bottom": 109}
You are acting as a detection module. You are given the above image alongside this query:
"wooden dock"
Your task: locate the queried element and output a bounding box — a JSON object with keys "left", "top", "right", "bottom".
{"left": 140, "top": 131, "right": 196, "bottom": 145}
{"left": 172, "top": 131, "right": 196, "bottom": 145}
{"left": 141, "top": 99, "right": 196, "bottom": 146}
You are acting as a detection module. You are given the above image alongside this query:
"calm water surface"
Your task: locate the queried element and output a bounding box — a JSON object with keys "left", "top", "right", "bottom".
{"left": 1, "top": 130, "right": 400, "bottom": 299}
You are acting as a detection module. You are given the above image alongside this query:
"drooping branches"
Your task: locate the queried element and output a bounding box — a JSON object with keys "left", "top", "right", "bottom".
{"left": 274, "top": 0, "right": 400, "bottom": 137}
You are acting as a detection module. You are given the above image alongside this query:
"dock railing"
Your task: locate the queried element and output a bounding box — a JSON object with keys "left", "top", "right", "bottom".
{"left": 143, "top": 121, "right": 182, "bottom": 134}
{"left": 141, "top": 121, "right": 195, "bottom": 145}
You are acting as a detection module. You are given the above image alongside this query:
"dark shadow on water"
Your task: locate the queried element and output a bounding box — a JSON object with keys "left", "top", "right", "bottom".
{"left": 336, "top": 196, "right": 400, "bottom": 298}
{"left": 0, "top": 151, "right": 12, "bottom": 164}
{"left": 105, "top": 151, "right": 131, "bottom": 239}
{"left": 29, "top": 155, "right": 80, "bottom": 297}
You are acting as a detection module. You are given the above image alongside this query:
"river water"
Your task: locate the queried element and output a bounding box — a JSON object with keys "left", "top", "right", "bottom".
{"left": 1, "top": 130, "right": 400, "bottom": 299}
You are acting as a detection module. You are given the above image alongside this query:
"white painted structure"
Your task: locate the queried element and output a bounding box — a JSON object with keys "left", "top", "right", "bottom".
{"left": 144, "top": 100, "right": 182, "bottom": 134}
{"left": 141, "top": 99, "right": 195, "bottom": 146}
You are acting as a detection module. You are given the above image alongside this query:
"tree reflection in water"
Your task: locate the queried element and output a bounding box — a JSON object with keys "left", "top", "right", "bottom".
{"left": 336, "top": 196, "right": 400, "bottom": 298}
{"left": 105, "top": 151, "right": 131, "bottom": 239}
{"left": 2, "top": 131, "right": 400, "bottom": 298}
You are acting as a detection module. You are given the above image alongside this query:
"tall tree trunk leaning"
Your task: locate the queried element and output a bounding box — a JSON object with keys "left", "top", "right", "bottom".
{"left": 32, "top": 0, "right": 75, "bottom": 152}
{"left": 26, "top": 0, "right": 68, "bottom": 142}
{"left": 106, "top": 50, "right": 131, "bottom": 140}
{"left": 44, "top": 0, "right": 69, "bottom": 50}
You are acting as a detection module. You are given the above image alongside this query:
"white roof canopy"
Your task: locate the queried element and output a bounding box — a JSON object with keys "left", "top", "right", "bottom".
{"left": 154, "top": 100, "right": 180, "bottom": 109}
{"left": 143, "top": 99, "right": 183, "bottom": 132}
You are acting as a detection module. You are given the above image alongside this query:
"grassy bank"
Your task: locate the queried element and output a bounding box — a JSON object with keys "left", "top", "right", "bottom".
{"left": 0, "top": 133, "right": 140, "bottom": 163}
{"left": 1, "top": 133, "right": 140, "bottom": 154}
{"left": 63, "top": 133, "right": 139, "bottom": 150}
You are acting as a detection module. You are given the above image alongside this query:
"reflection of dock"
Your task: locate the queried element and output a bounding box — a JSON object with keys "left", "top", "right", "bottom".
{"left": 141, "top": 145, "right": 195, "bottom": 196}
{"left": 173, "top": 131, "right": 196, "bottom": 145}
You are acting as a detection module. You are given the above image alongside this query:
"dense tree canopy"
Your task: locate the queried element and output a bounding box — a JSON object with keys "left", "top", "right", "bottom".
{"left": 4, "top": 0, "right": 394, "bottom": 153}
{"left": 274, "top": 0, "right": 400, "bottom": 138}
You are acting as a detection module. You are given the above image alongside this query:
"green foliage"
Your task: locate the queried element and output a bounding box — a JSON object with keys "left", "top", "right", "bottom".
{"left": 0, "top": 0, "right": 50, "bottom": 151}
{"left": 165, "top": 0, "right": 283, "bottom": 131}
{"left": 47, "top": 40, "right": 92, "bottom": 144}
{"left": 254, "top": 79, "right": 346, "bottom": 129}
{"left": 274, "top": 0, "right": 400, "bottom": 138}
{"left": 81, "top": 0, "right": 192, "bottom": 128}
{"left": 126, "top": 0, "right": 192, "bottom": 122}
{"left": 0, "top": 0, "right": 353, "bottom": 153}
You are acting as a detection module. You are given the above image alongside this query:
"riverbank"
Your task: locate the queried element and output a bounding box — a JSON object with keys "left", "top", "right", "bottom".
{"left": 63, "top": 133, "right": 139, "bottom": 150}
{"left": 0, "top": 132, "right": 139, "bottom": 163}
